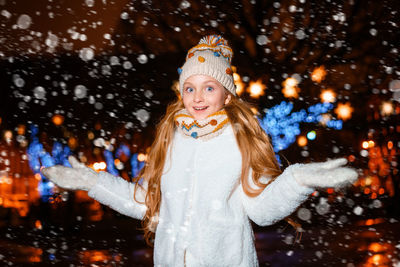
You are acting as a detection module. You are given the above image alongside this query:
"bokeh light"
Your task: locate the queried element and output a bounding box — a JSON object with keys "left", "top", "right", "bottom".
{"left": 311, "top": 66, "right": 327, "bottom": 83}
{"left": 247, "top": 80, "right": 266, "bottom": 98}
{"left": 52, "top": 114, "right": 64, "bottom": 126}
{"left": 320, "top": 89, "right": 336, "bottom": 103}
{"left": 335, "top": 102, "right": 353, "bottom": 120}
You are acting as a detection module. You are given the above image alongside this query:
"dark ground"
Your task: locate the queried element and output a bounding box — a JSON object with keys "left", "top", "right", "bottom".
{"left": 1, "top": 210, "right": 399, "bottom": 267}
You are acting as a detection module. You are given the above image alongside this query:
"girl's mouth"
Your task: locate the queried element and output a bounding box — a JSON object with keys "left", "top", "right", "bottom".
{"left": 193, "top": 107, "right": 208, "bottom": 111}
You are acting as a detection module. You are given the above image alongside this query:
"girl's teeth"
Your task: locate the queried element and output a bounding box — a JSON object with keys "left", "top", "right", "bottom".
{"left": 195, "top": 107, "right": 207, "bottom": 110}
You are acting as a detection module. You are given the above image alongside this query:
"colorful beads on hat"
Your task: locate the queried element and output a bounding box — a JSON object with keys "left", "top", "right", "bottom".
{"left": 198, "top": 56, "right": 205, "bottom": 62}
{"left": 214, "top": 51, "right": 220, "bottom": 57}
{"left": 188, "top": 52, "right": 194, "bottom": 58}
{"left": 210, "top": 119, "right": 217, "bottom": 126}
{"left": 177, "top": 68, "right": 182, "bottom": 74}
{"left": 226, "top": 68, "right": 233, "bottom": 75}
{"left": 191, "top": 132, "right": 198, "bottom": 138}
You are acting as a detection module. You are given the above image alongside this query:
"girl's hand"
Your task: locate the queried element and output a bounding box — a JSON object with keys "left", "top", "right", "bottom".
{"left": 41, "top": 156, "right": 99, "bottom": 191}
{"left": 292, "top": 158, "right": 358, "bottom": 189}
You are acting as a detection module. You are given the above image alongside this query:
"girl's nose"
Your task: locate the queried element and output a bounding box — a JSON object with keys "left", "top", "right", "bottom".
{"left": 193, "top": 90, "right": 204, "bottom": 102}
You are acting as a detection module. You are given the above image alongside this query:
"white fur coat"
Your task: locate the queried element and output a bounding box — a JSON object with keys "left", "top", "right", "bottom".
{"left": 88, "top": 124, "right": 314, "bottom": 266}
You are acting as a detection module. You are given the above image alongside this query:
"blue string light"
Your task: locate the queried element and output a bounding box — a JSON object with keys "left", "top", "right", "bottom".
{"left": 259, "top": 101, "right": 343, "bottom": 153}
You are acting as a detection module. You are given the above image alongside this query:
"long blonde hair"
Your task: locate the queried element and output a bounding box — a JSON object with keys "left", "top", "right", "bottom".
{"left": 134, "top": 94, "right": 283, "bottom": 246}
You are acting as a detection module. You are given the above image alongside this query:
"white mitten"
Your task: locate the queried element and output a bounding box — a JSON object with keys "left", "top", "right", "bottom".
{"left": 291, "top": 158, "right": 358, "bottom": 189}
{"left": 41, "top": 156, "right": 99, "bottom": 191}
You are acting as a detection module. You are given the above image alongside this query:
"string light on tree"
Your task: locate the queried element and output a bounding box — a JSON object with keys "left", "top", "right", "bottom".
{"left": 282, "top": 77, "right": 300, "bottom": 98}
{"left": 233, "top": 72, "right": 245, "bottom": 96}
{"left": 320, "top": 89, "right": 336, "bottom": 103}
{"left": 247, "top": 79, "right": 266, "bottom": 98}
{"left": 335, "top": 102, "right": 354, "bottom": 120}
{"left": 311, "top": 66, "right": 327, "bottom": 83}
{"left": 380, "top": 101, "right": 394, "bottom": 116}
{"left": 259, "top": 101, "right": 342, "bottom": 152}
{"left": 52, "top": 114, "right": 64, "bottom": 126}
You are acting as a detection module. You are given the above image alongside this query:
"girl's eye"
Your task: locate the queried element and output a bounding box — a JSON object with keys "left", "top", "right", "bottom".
{"left": 185, "top": 87, "right": 194, "bottom": 93}
{"left": 206, "top": 86, "right": 214, "bottom": 92}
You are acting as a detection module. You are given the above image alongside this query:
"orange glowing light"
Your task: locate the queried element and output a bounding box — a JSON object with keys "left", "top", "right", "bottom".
{"left": 282, "top": 77, "right": 300, "bottom": 98}
{"left": 369, "top": 254, "right": 384, "bottom": 265}
{"left": 365, "top": 219, "right": 374, "bottom": 226}
{"left": 233, "top": 72, "right": 245, "bottom": 95}
{"left": 17, "top": 124, "right": 26, "bottom": 135}
{"left": 4, "top": 130, "right": 12, "bottom": 140}
{"left": 114, "top": 159, "right": 121, "bottom": 165}
{"left": 368, "top": 242, "right": 388, "bottom": 253}
{"left": 35, "top": 220, "right": 42, "bottom": 229}
{"left": 387, "top": 141, "right": 393, "bottom": 150}
{"left": 88, "top": 131, "right": 95, "bottom": 140}
{"left": 362, "top": 141, "right": 369, "bottom": 149}
{"left": 35, "top": 173, "right": 42, "bottom": 180}
{"left": 91, "top": 251, "right": 108, "bottom": 262}
{"left": 368, "top": 140, "right": 375, "bottom": 148}
{"left": 348, "top": 155, "right": 356, "bottom": 162}
{"left": 371, "top": 192, "right": 377, "bottom": 199}
{"left": 311, "top": 66, "right": 327, "bottom": 83}
{"left": 380, "top": 101, "right": 394, "bottom": 116}
{"left": 285, "top": 77, "right": 298, "bottom": 87}
{"left": 378, "top": 188, "right": 385, "bottom": 195}
{"left": 68, "top": 137, "right": 78, "bottom": 149}
{"left": 318, "top": 114, "right": 332, "bottom": 127}
{"left": 334, "top": 102, "right": 353, "bottom": 120}
{"left": 250, "top": 107, "right": 258, "bottom": 115}
{"left": 93, "top": 162, "right": 106, "bottom": 172}
{"left": 297, "top": 136, "right": 308, "bottom": 147}
{"left": 364, "top": 188, "right": 371, "bottom": 194}
{"left": 326, "top": 188, "right": 334, "bottom": 194}
{"left": 52, "top": 114, "right": 64, "bottom": 126}
{"left": 320, "top": 89, "right": 336, "bottom": 103}
{"left": 282, "top": 85, "right": 299, "bottom": 98}
{"left": 235, "top": 81, "right": 245, "bottom": 96}
{"left": 233, "top": 72, "right": 240, "bottom": 82}
{"left": 137, "top": 153, "right": 147, "bottom": 162}
{"left": 247, "top": 80, "right": 266, "bottom": 98}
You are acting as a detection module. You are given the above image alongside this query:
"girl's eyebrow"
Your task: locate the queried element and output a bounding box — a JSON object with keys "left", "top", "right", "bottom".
{"left": 203, "top": 79, "right": 219, "bottom": 84}
{"left": 183, "top": 80, "right": 219, "bottom": 86}
{"left": 183, "top": 82, "right": 194, "bottom": 87}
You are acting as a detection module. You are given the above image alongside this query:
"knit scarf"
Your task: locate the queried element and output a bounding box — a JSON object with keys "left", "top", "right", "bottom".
{"left": 174, "top": 109, "right": 230, "bottom": 140}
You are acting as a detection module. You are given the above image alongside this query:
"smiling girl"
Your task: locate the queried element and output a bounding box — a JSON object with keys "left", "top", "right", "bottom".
{"left": 42, "top": 35, "right": 357, "bottom": 267}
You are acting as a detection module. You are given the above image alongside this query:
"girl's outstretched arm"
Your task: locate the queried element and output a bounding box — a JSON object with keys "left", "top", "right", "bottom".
{"left": 240, "top": 158, "right": 357, "bottom": 226}
{"left": 87, "top": 171, "right": 147, "bottom": 220}
{"left": 42, "top": 156, "right": 147, "bottom": 220}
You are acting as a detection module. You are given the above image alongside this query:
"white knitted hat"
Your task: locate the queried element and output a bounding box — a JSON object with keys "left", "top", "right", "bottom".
{"left": 178, "top": 35, "right": 236, "bottom": 96}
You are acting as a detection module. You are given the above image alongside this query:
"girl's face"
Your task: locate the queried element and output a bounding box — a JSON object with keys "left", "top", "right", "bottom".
{"left": 182, "top": 75, "right": 231, "bottom": 120}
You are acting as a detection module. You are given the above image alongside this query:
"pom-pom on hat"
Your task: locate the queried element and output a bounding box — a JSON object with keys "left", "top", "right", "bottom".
{"left": 178, "top": 35, "right": 236, "bottom": 96}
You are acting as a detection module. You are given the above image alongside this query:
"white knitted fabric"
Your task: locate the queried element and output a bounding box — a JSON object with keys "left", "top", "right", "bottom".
{"left": 178, "top": 35, "right": 236, "bottom": 95}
